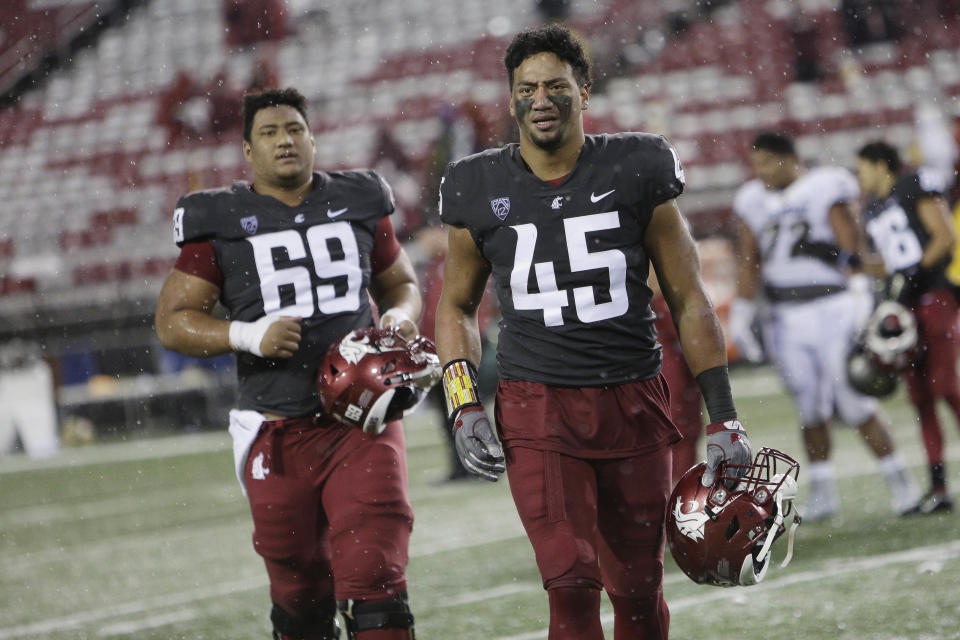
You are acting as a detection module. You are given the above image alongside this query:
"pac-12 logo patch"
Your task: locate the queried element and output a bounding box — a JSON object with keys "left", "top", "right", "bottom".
{"left": 490, "top": 197, "right": 511, "bottom": 220}
{"left": 241, "top": 215, "right": 259, "bottom": 234}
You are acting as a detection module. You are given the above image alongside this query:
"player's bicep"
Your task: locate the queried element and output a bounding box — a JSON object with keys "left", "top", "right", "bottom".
{"left": 369, "top": 247, "right": 419, "bottom": 300}
{"left": 440, "top": 226, "right": 491, "bottom": 315}
{"left": 917, "top": 195, "right": 956, "bottom": 247}
{"left": 156, "top": 269, "right": 221, "bottom": 320}
{"left": 828, "top": 202, "right": 861, "bottom": 253}
{"left": 645, "top": 199, "right": 704, "bottom": 312}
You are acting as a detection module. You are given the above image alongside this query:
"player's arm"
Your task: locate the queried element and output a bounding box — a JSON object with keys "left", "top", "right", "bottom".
{"left": 646, "top": 199, "right": 751, "bottom": 486}
{"left": 729, "top": 217, "right": 765, "bottom": 363}
{"left": 436, "top": 226, "right": 491, "bottom": 367}
{"left": 155, "top": 269, "right": 301, "bottom": 359}
{"left": 435, "top": 225, "right": 504, "bottom": 481}
{"left": 917, "top": 194, "right": 956, "bottom": 268}
{"left": 369, "top": 248, "right": 422, "bottom": 339}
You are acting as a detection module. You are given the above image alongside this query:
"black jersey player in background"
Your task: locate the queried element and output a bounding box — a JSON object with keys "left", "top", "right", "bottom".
{"left": 435, "top": 25, "right": 752, "bottom": 639}
{"left": 858, "top": 141, "right": 959, "bottom": 514}
{"left": 155, "top": 89, "right": 421, "bottom": 640}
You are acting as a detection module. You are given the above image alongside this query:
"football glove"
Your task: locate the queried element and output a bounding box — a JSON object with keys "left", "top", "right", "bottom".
{"left": 702, "top": 419, "right": 753, "bottom": 489}
{"left": 728, "top": 298, "right": 764, "bottom": 364}
{"left": 451, "top": 405, "right": 505, "bottom": 482}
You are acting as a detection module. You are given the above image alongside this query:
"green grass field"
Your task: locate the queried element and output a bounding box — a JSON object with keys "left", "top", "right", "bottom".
{"left": 2, "top": 367, "right": 959, "bottom": 639}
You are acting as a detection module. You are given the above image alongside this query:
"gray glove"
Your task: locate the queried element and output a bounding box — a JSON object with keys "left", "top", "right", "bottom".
{"left": 702, "top": 419, "right": 753, "bottom": 488}
{"left": 451, "top": 405, "right": 505, "bottom": 482}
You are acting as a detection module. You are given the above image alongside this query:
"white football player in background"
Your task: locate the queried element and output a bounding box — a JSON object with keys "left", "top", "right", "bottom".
{"left": 731, "top": 132, "right": 919, "bottom": 521}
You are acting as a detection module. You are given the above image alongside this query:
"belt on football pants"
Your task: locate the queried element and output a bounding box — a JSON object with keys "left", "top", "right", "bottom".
{"left": 764, "top": 283, "right": 846, "bottom": 303}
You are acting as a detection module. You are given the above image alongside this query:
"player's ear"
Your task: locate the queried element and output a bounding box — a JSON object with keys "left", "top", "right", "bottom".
{"left": 580, "top": 83, "right": 590, "bottom": 111}
{"left": 242, "top": 139, "right": 252, "bottom": 162}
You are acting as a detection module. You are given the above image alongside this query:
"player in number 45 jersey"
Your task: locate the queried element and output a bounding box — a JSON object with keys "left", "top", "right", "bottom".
{"left": 858, "top": 140, "right": 959, "bottom": 515}
{"left": 436, "top": 24, "right": 751, "bottom": 639}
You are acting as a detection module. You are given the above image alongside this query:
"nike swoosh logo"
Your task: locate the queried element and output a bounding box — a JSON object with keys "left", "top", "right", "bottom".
{"left": 327, "top": 207, "right": 349, "bottom": 218}
{"left": 590, "top": 189, "right": 616, "bottom": 203}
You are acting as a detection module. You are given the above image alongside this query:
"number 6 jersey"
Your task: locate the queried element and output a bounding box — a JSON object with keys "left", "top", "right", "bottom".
{"left": 172, "top": 171, "right": 396, "bottom": 416}
{"left": 440, "top": 133, "right": 685, "bottom": 386}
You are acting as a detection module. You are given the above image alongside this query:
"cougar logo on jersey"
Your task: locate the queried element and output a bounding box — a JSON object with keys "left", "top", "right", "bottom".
{"left": 673, "top": 498, "right": 709, "bottom": 541}
{"left": 241, "top": 215, "right": 258, "bottom": 234}
{"left": 491, "top": 197, "right": 511, "bottom": 220}
{"left": 339, "top": 333, "right": 373, "bottom": 365}
{"left": 551, "top": 196, "right": 564, "bottom": 210}
{"left": 251, "top": 452, "right": 270, "bottom": 480}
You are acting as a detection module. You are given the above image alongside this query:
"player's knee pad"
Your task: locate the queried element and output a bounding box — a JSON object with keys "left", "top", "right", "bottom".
{"left": 271, "top": 601, "right": 341, "bottom": 640}
{"left": 337, "top": 591, "right": 415, "bottom": 639}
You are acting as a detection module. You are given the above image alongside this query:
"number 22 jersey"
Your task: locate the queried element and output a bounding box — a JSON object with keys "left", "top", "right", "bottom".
{"left": 439, "top": 133, "right": 685, "bottom": 386}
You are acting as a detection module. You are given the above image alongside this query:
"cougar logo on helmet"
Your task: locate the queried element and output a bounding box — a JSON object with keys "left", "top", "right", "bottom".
{"left": 339, "top": 333, "right": 372, "bottom": 365}
{"left": 673, "top": 499, "right": 709, "bottom": 542}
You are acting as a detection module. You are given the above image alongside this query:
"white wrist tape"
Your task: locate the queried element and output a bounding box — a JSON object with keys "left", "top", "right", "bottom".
{"left": 228, "top": 316, "right": 278, "bottom": 357}
{"left": 379, "top": 306, "right": 413, "bottom": 329}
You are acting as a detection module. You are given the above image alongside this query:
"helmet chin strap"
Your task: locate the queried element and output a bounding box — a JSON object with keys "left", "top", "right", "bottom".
{"left": 755, "top": 489, "right": 802, "bottom": 570}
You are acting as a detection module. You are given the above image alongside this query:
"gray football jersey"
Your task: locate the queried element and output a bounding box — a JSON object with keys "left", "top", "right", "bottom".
{"left": 440, "top": 133, "right": 685, "bottom": 386}
{"left": 174, "top": 171, "right": 394, "bottom": 416}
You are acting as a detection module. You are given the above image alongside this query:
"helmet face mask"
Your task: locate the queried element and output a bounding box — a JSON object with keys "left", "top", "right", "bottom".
{"left": 317, "top": 328, "right": 441, "bottom": 434}
{"left": 846, "top": 300, "right": 918, "bottom": 397}
{"left": 667, "top": 447, "right": 801, "bottom": 587}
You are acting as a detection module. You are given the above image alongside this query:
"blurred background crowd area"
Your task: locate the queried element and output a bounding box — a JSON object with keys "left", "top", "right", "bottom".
{"left": 1, "top": 0, "right": 960, "bottom": 446}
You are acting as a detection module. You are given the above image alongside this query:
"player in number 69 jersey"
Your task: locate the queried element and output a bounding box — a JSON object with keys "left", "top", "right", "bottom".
{"left": 436, "top": 24, "right": 751, "bottom": 639}
{"left": 155, "top": 89, "right": 421, "bottom": 639}
{"left": 858, "top": 140, "right": 959, "bottom": 515}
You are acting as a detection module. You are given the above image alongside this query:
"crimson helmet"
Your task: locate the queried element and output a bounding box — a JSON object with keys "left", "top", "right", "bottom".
{"left": 666, "top": 447, "right": 801, "bottom": 587}
{"left": 317, "top": 327, "right": 441, "bottom": 434}
{"left": 846, "top": 300, "right": 918, "bottom": 397}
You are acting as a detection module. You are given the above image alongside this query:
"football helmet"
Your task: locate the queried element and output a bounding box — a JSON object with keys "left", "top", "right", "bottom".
{"left": 666, "top": 447, "right": 801, "bottom": 587}
{"left": 846, "top": 300, "right": 918, "bottom": 398}
{"left": 317, "top": 327, "right": 441, "bottom": 434}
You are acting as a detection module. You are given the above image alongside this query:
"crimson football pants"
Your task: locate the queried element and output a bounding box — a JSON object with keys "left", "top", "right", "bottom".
{"left": 506, "top": 445, "right": 672, "bottom": 640}
{"left": 244, "top": 416, "right": 413, "bottom": 624}
{"left": 904, "top": 288, "right": 960, "bottom": 471}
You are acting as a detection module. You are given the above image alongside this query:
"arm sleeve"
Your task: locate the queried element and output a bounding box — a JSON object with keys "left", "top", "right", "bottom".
{"left": 173, "top": 240, "right": 223, "bottom": 287}
{"left": 370, "top": 215, "right": 402, "bottom": 274}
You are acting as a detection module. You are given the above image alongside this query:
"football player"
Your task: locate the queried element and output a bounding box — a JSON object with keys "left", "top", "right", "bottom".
{"left": 435, "top": 24, "right": 751, "bottom": 639}
{"left": 155, "top": 88, "right": 421, "bottom": 640}
{"left": 858, "top": 140, "right": 958, "bottom": 514}
{"left": 731, "top": 132, "right": 920, "bottom": 522}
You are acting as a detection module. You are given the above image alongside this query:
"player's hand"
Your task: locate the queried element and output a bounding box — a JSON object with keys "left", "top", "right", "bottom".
{"left": 380, "top": 308, "right": 418, "bottom": 340}
{"left": 452, "top": 405, "right": 505, "bottom": 482}
{"left": 259, "top": 316, "right": 302, "bottom": 358}
{"left": 729, "top": 298, "right": 764, "bottom": 364}
{"left": 702, "top": 419, "right": 753, "bottom": 489}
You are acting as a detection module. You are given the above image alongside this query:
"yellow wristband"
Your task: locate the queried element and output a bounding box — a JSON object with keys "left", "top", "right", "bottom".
{"left": 442, "top": 359, "right": 480, "bottom": 418}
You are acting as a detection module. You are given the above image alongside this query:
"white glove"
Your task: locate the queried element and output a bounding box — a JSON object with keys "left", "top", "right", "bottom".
{"left": 848, "top": 273, "right": 875, "bottom": 330}
{"left": 729, "top": 298, "right": 764, "bottom": 363}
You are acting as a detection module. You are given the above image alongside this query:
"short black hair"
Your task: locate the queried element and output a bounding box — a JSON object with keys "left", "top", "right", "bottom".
{"left": 242, "top": 88, "right": 309, "bottom": 142}
{"left": 503, "top": 24, "right": 593, "bottom": 89}
{"left": 857, "top": 141, "right": 902, "bottom": 174}
{"left": 752, "top": 131, "right": 796, "bottom": 157}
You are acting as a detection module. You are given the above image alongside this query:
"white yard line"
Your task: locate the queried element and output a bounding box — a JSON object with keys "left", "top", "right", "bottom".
{"left": 97, "top": 609, "right": 199, "bottom": 637}
{"left": 494, "top": 539, "right": 960, "bottom": 640}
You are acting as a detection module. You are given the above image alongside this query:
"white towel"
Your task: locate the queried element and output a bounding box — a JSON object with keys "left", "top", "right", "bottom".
{"left": 228, "top": 409, "right": 266, "bottom": 496}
